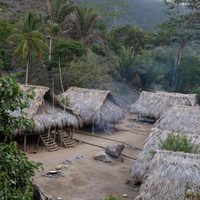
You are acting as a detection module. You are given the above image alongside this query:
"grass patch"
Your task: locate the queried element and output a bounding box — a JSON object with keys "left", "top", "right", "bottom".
{"left": 159, "top": 133, "right": 200, "bottom": 154}
{"left": 104, "top": 194, "right": 120, "bottom": 200}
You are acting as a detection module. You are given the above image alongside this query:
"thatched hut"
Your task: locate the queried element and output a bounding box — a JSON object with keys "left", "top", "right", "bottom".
{"left": 130, "top": 91, "right": 198, "bottom": 119}
{"left": 18, "top": 84, "right": 81, "bottom": 133}
{"left": 14, "top": 85, "right": 81, "bottom": 151}
{"left": 155, "top": 106, "right": 200, "bottom": 134}
{"left": 130, "top": 128, "right": 200, "bottom": 184}
{"left": 58, "top": 87, "right": 124, "bottom": 128}
{"left": 135, "top": 150, "right": 200, "bottom": 200}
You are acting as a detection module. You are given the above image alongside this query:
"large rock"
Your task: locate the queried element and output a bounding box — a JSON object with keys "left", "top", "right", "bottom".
{"left": 105, "top": 144, "right": 125, "bottom": 158}
{"left": 94, "top": 151, "right": 112, "bottom": 163}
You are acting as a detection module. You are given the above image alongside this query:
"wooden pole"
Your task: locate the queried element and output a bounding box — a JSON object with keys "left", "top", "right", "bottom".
{"left": 60, "top": 129, "right": 63, "bottom": 147}
{"left": 92, "top": 123, "right": 94, "bottom": 134}
{"left": 24, "top": 135, "right": 27, "bottom": 152}
{"left": 36, "top": 134, "right": 40, "bottom": 149}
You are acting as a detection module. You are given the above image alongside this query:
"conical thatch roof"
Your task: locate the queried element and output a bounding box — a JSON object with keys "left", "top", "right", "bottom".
{"left": 155, "top": 106, "right": 200, "bottom": 134}
{"left": 135, "top": 150, "right": 200, "bottom": 200}
{"left": 15, "top": 84, "right": 81, "bottom": 134}
{"left": 58, "top": 87, "right": 124, "bottom": 125}
{"left": 130, "top": 91, "right": 198, "bottom": 119}
{"left": 130, "top": 128, "right": 200, "bottom": 184}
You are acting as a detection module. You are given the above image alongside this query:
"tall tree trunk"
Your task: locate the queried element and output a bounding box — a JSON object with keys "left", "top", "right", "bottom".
{"left": 25, "top": 56, "right": 30, "bottom": 85}
{"left": 107, "top": 6, "right": 118, "bottom": 33}
{"left": 172, "top": 42, "right": 186, "bottom": 91}
{"left": 58, "top": 58, "right": 64, "bottom": 93}
{"left": 175, "top": 42, "right": 186, "bottom": 65}
{"left": 49, "top": 36, "right": 53, "bottom": 62}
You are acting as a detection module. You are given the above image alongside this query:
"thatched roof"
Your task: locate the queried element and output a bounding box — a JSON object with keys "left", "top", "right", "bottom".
{"left": 130, "top": 91, "right": 198, "bottom": 119}
{"left": 58, "top": 87, "right": 124, "bottom": 125}
{"left": 15, "top": 85, "right": 81, "bottom": 134}
{"left": 135, "top": 150, "right": 200, "bottom": 200}
{"left": 130, "top": 128, "right": 200, "bottom": 184}
{"left": 155, "top": 106, "right": 200, "bottom": 134}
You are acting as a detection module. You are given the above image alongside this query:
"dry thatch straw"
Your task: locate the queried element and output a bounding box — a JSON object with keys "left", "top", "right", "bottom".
{"left": 155, "top": 106, "right": 200, "bottom": 134}
{"left": 130, "top": 91, "right": 198, "bottom": 119}
{"left": 130, "top": 128, "right": 200, "bottom": 184}
{"left": 15, "top": 84, "right": 82, "bottom": 134}
{"left": 135, "top": 150, "right": 200, "bottom": 200}
{"left": 58, "top": 87, "right": 125, "bottom": 125}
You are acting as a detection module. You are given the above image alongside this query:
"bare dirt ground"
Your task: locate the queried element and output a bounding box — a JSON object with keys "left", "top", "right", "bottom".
{"left": 28, "top": 115, "right": 152, "bottom": 200}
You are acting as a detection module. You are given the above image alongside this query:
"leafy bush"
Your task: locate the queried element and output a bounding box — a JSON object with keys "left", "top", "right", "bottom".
{"left": 0, "top": 142, "right": 40, "bottom": 200}
{"left": 159, "top": 133, "right": 200, "bottom": 154}
{"left": 66, "top": 50, "right": 110, "bottom": 88}
{"left": 0, "top": 76, "right": 35, "bottom": 142}
{"left": 59, "top": 95, "right": 70, "bottom": 107}
{"left": 0, "top": 76, "right": 40, "bottom": 199}
{"left": 104, "top": 194, "right": 120, "bottom": 200}
{"left": 91, "top": 43, "right": 106, "bottom": 56}
{"left": 53, "top": 39, "right": 86, "bottom": 62}
{"left": 0, "top": 47, "right": 11, "bottom": 70}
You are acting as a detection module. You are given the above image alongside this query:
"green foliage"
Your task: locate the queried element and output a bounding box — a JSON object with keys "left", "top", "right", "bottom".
{"left": 52, "top": 39, "right": 86, "bottom": 63}
{"left": 114, "top": 46, "right": 141, "bottom": 82}
{"left": 159, "top": 133, "right": 200, "bottom": 154}
{"left": 0, "top": 76, "right": 39, "bottom": 200}
{"left": 91, "top": 43, "right": 106, "bottom": 56}
{"left": 104, "top": 194, "right": 120, "bottom": 200}
{"left": 0, "top": 142, "right": 40, "bottom": 200}
{"left": 162, "top": 0, "right": 200, "bottom": 44}
{"left": 0, "top": 18, "right": 12, "bottom": 44}
{"left": 0, "top": 19, "right": 12, "bottom": 71}
{"left": 0, "top": 76, "right": 35, "bottom": 142}
{"left": 108, "top": 25, "right": 153, "bottom": 54}
{"left": 8, "top": 11, "right": 48, "bottom": 84}
{"left": 70, "top": 7, "right": 101, "bottom": 41}
{"left": 47, "top": 0, "right": 75, "bottom": 24}
{"left": 9, "top": 11, "right": 47, "bottom": 59}
{"left": 59, "top": 95, "right": 70, "bottom": 107}
{"left": 0, "top": 47, "right": 11, "bottom": 70}
{"left": 66, "top": 50, "right": 110, "bottom": 88}
{"left": 138, "top": 50, "right": 166, "bottom": 90}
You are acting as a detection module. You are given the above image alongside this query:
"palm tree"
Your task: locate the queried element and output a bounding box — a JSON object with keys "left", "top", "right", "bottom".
{"left": 46, "top": 0, "right": 75, "bottom": 61}
{"left": 116, "top": 46, "right": 141, "bottom": 82}
{"left": 9, "top": 11, "right": 47, "bottom": 84}
{"left": 70, "top": 7, "right": 100, "bottom": 42}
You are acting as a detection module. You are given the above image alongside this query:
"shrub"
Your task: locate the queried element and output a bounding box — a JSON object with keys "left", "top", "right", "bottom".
{"left": 104, "top": 194, "right": 120, "bottom": 200}
{"left": 0, "top": 76, "right": 40, "bottom": 200}
{"left": 59, "top": 95, "right": 70, "bottom": 107}
{"left": 91, "top": 43, "right": 106, "bottom": 57}
{"left": 0, "top": 142, "right": 40, "bottom": 200}
{"left": 67, "top": 50, "right": 110, "bottom": 88}
{"left": 0, "top": 76, "right": 35, "bottom": 142}
{"left": 159, "top": 133, "right": 200, "bottom": 154}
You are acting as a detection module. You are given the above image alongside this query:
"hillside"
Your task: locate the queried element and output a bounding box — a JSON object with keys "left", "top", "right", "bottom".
{"left": 1, "top": 0, "right": 167, "bottom": 30}
{"left": 75, "top": 0, "right": 167, "bottom": 30}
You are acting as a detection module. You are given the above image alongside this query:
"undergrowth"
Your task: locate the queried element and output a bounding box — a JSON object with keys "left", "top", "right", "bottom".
{"left": 159, "top": 133, "right": 200, "bottom": 154}
{"left": 104, "top": 194, "right": 120, "bottom": 200}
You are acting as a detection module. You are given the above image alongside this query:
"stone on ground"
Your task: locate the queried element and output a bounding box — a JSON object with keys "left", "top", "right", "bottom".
{"left": 94, "top": 151, "right": 112, "bottom": 163}
{"left": 105, "top": 144, "right": 125, "bottom": 158}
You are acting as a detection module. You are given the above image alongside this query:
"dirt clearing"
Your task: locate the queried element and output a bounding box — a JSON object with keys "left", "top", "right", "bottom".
{"left": 28, "top": 115, "right": 152, "bottom": 200}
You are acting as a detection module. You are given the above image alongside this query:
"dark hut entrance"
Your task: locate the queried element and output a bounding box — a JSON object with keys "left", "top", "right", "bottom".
{"left": 82, "top": 123, "right": 117, "bottom": 134}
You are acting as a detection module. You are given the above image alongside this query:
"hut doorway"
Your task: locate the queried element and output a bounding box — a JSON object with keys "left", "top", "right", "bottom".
{"left": 82, "top": 123, "right": 117, "bottom": 134}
